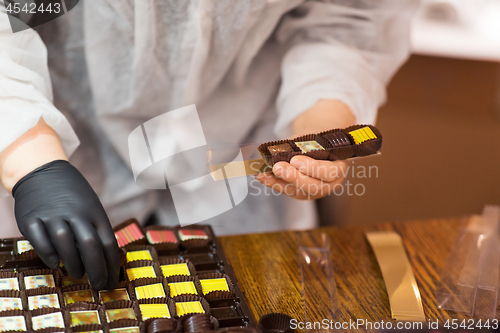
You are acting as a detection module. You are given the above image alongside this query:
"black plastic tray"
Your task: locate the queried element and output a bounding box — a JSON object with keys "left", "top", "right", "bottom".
{"left": 0, "top": 223, "right": 257, "bottom": 330}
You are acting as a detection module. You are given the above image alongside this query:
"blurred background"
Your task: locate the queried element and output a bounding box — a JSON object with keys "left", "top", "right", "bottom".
{"left": 318, "top": 0, "right": 500, "bottom": 226}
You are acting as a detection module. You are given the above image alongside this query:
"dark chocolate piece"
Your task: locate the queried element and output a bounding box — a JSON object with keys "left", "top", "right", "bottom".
{"left": 148, "top": 318, "right": 175, "bottom": 333}
{"left": 258, "top": 313, "right": 294, "bottom": 333}
{"left": 182, "top": 314, "right": 214, "bottom": 332}
{"left": 322, "top": 132, "right": 351, "bottom": 147}
{"left": 267, "top": 143, "right": 293, "bottom": 156}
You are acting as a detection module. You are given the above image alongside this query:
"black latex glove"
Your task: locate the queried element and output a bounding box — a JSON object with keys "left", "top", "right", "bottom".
{"left": 12, "top": 160, "right": 119, "bottom": 290}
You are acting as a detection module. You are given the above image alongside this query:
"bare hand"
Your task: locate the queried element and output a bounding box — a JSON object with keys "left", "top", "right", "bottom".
{"left": 255, "top": 155, "right": 347, "bottom": 200}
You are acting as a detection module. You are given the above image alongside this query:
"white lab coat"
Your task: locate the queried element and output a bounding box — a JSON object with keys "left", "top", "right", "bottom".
{"left": 0, "top": 0, "right": 417, "bottom": 236}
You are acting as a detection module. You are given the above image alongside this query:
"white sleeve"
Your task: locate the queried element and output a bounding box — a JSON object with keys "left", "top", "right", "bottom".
{"left": 0, "top": 4, "right": 80, "bottom": 196}
{"left": 273, "top": 0, "right": 419, "bottom": 137}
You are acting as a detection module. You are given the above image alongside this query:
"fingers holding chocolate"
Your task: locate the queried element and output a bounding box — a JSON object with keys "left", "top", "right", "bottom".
{"left": 289, "top": 156, "right": 346, "bottom": 183}
{"left": 256, "top": 161, "right": 345, "bottom": 200}
{"left": 256, "top": 173, "right": 343, "bottom": 200}
{"left": 255, "top": 174, "right": 311, "bottom": 200}
{"left": 273, "top": 161, "right": 345, "bottom": 186}
{"left": 254, "top": 125, "right": 382, "bottom": 200}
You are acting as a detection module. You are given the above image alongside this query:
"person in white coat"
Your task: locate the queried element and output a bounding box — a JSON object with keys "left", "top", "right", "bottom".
{"left": 0, "top": 0, "right": 417, "bottom": 289}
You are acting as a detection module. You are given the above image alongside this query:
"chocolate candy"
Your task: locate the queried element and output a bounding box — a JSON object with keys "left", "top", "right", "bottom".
{"left": 70, "top": 310, "right": 101, "bottom": 326}
{"left": 28, "top": 293, "right": 60, "bottom": 310}
{"left": 178, "top": 229, "right": 208, "bottom": 241}
{"left": 347, "top": 126, "right": 377, "bottom": 145}
{"left": 126, "top": 266, "right": 156, "bottom": 281}
{"left": 200, "top": 278, "right": 229, "bottom": 295}
{"left": 294, "top": 140, "right": 324, "bottom": 153}
{"left": 169, "top": 281, "right": 197, "bottom": 297}
{"left": 175, "top": 301, "right": 205, "bottom": 317}
{"left": 161, "top": 263, "right": 190, "bottom": 278}
{"left": 114, "top": 221, "right": 145, "bottom": 247}
{"left": 24, "top": 275, "right": 55, "bottom": 289}
{"left": 182, "top": 313, "right": 214, "bottom": 332}
{"left": 0, "top": 278, "right": 19, "bottom": 291}
{"left": 64, "top": 290, "right": 95, "bottom": 305}
{"left": 146, "top": 230, "right": 177, "bottom": 245}
{"left": 99, "top": 288, "right": 130, "bottom": 303}
{"left": 32, "top": 311, "right": 65, "bottom": 330}
{"left": 126, "top": 250, "right": 153, "bottom": 262}
{"left": 258, "top": 124, "right": 382, "bottom": 166}
{"left": 135, "top": 283, "right": 166, "bottom": 299}
{"left": 322, "top": 132, "right": 351, "bottom": 147}
{"left": 106, "top": 308, "right": 137, "bottom": 322}
{"left": 139, "top": 304, "right": 171, "bottom": 320}
{"left": 258, "top": 313, "right": 294, "bottom": 333}
{"left": 0, "top": 315, "right": 26, "bottom": 331}
{"left": 267, "top": 143, "right": 293, "bottom": 156}
{"left": 343, "top": 125, "right": 382, "bottom": 156}
{"left": 147, "top": 318, "right": 175, "bottom": 333}
{"left": 0, "top": 297, "right": 22, "bottom": 311}
{"left": 16, "top": 240, "right": 33, "bottom": 254}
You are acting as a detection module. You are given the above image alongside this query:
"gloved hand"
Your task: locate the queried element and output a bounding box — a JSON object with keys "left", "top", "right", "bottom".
{"left": 12, "top": 160, "right": 119, "bottom": 290}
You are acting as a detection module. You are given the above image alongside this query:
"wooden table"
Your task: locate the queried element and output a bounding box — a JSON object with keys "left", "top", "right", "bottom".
{"left": 219, "top": 217, "right": 484, "bottom": 332}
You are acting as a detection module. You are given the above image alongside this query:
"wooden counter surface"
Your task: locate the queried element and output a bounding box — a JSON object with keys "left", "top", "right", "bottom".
{"left": 219, "top": 217, "right": 484, "bottom": 332}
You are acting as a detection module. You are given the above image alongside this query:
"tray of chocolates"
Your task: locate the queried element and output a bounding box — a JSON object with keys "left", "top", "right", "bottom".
{"left": 0, "top": 220, "right": 257, "bottom": 333}
{"left": 258, "top": 124, "right": 382, "bottom": 166}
